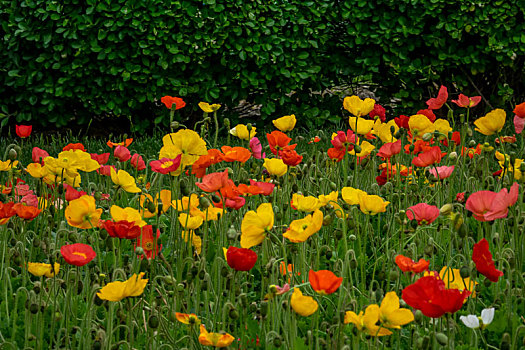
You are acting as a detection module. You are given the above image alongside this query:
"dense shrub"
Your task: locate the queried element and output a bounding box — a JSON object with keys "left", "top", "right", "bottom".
{"left": 1, "top": 0, "right": 524, "bottom": 131}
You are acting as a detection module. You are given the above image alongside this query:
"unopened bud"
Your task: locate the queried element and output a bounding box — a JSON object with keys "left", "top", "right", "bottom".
{"left": 435, "top": 332, "right": 448, "bottom": 346}
{"left": 448, "top": 151, "right": 457, "bottom": 160}
{"left": 8, "top": 148, "right": 17, "bottom": 161}
{"left": 422, "top": 133, "right": 433, "bottom": 141}
{"left": 440, "top": 204, "right": 453, "bottom": 216}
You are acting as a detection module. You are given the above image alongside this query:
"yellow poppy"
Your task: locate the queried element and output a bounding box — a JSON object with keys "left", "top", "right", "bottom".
{"left": 110, "top": 205, "right": 146, "bottom": 227}
{"left": 291, "top": 193, "right": 322, "bottom": 212}
{"left": 283, "top": 210, "right": 323, "bottom": 242}
{"left": 349, "top": 140, "right": 375, "bottom": 157}
{"left": 229, "top": 124, "right": 256, "bottom": 140}
{"left": 198, "top": 102, "right": 221, "bottom": 113}
{"left": 182, "top": 230, "right": 202, "bottom": 254}
{"left": 272, "top": 114, "right": 296, "bottom": 132}
{"left": 198, "top": 325, "right": 234, "bottom": 348}
{"left": 373, "top": 120, "right": 399, "bottom": 143}
{"left": 378, "top": 292, "right": 414, "bottom": 329}
{"left": 65, "top": 195, "right": 103, "bottom": 229}
{"left": 343, "top": 96, "right": 375, "bottom": 117}
{"left": 290, "top": 288, "right": 318, "bottom": 316}
{"left": 358, "top": 194, "right": 390, "bottom": 215}
{"left": 178, "top": 213, "right": 204, "bottom": 230}
{"left": 348, "top": 117, "right": 379, "bottom": 135}
{"left": 409, "top": 114, "right": 435, "bottom": 139}
{"left": 474, "top": 109, "right": 506, "bottom": 135}
{"left": 26, "top": 163, "right": 49, "bottom": 178}
{"left": 97, "top": 273, "right": 148, "bottom": 302}
{"left": 110, "top": 168, "right": 141, "bottom": 193}
{"left": 344, "top": 305, "right": 392, "bottom": 336}
{"left": 0, "top": 160, "right": 18, "bottom": 171}
{"left": 27, "top": 262, "right": 60, "bottom": 278}
{"left": 263, "top": 158, "right": 287, "bottom": 177}
{"left": 159, "top": 130, "right": 208, "bottom": 175}
{"left": 341, "top": 187, "right": 367, "bottom": 206}
{"left": 240, "top": 203, "right": 274, "bottom": 248}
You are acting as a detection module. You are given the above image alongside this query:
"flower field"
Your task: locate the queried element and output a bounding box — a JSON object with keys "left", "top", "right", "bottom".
{"left": 1, "top": 88, "right": 525, "bottom": 349}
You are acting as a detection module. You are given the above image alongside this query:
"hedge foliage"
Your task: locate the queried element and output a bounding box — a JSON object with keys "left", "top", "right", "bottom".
{"left": 1, "top": 0, "right": 524, "bottom": 131}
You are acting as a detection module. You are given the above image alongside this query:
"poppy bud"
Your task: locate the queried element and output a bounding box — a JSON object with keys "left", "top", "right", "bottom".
{"left": 148, "top": 315, "right": 159, "bottom": 329}
{"left": 211, "top": 193, "right": 221, "bottom": 203}
{"left": 135, "top": 246, "right": 145, "bottom": 256}
{"left": 33, "top": 281, "right": 41, "bottom": 294}
{"left": 246, "top": 123, "right": 253, "bottom": 132}
{"left": 329, "top": 181, "right": 337, "bottom": 190}
{"left": 414, "top": 309, "right": 424, "bottom": 324}
{"left": 348, "top": 234, "right": 356, "bottom": 241}
{"left": 229, "top": 308, "right": 239, "bottom": 320}
{"left": 439, "top": 203, "right": 453, "bottom": 216}
{"left": 422, "top": 133, "right": 433, "bottom": 141}
{"left": 227, "top": 226, "right": 238, "bottom": 240}
{"left": 350, "top": 259, "right": 357, "bottom": 269}
{"left": 249, "top": 302, "right": 257, "bottom": 312}
{"left": 30, "top": 303, "right": 39, "bottom": 314}
{"left": 8, "top": 148, "right": 17, "bottom": 161}
{"left": 388, "top": 270, "right": 399, "bottom": 281}
{"left": 260, "top": 301, "right": 268, "bottom": 317}
{"left": 500, "top": 333, "right": 511, "bottom": 350}
{"left": 273, "top": 336, "right": 282, "bottom": 347}
{"left": 459, "top": 266, "right": 470, "bottom": 279}
{"left": 424, "top": 245, "right": 434, "bottom": 257}
{"left": 435, "top": 332, "right": 448, "bottom": 346}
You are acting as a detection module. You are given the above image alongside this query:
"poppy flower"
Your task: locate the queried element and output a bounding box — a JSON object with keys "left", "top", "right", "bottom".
{"left": 0, "top": 201, "right": 16, "bottom": 224}
{"left": 409, "top": 114, "right": 435, "bottom": 139}
{"left": 161, "top": 96, "right": 186, "bottom": 110}
{"left": 240, "top": 203, "right": 274, "bottom": 248}
{"left": 369, "top": 104, "right": 386, "bottom": 122}
{"left": 308, "top": 269, "right": 343, "bottom": 295}
{"left": 291, "top": 193, "right": 322, "bottom": 212}
{"left": 283, "top": 210, "right": 323, "bottom": 242}
{"left": 175, "top": 313, "right": 201, "bottom": 325}
{"left": 465, "top": 182, "right": 519, "bottom": 221}
{"left": 65, "top": 195, "right": 102, "bottom": 229}
{"left": 198, "top": 102, "right": 221, "bottom": 113}
{"left": 249, "top": 180, "right": 275, "bottom": 196}
{"left": 290, "top": 288, "right": 318, "bottom": 317}
{"left": 358, "top": 194, "right": 390, "bottom": 215}
{"left": 27, "top": 262, "right": 60, "bottom": 278}
{"left": 110, "top": 205, "right": 146, "bottom": 227}
{"left": 343, "top": 96, "right": 375, "bottom": 117}
{"left": 514, "top": 102, "right": 525, "bottom": 133}
{"left": 97, "top": 273, "right": 148, "bottom": 302}
{"left": 150, "top": 156, "right": 183, "bottom": 175}
{"left": 344, "top": 305, "right": 392, "bottom": 337}
{"left": 395, "top": 115, "right": 410, "bottom": 129}
{"left": 220, "top": 146, "right": 251, "bottom": 163}
{"left": 198, "top": 325, "right": 234, "bottom": 348}
{"left": 341, "top": 187, "right": 367, "bottom": 205}
{"left": 348, "top": 117, "right": 378, "bottom": 135}
{"left": 32, "top": 147, "right": 49, "bottom": 164}
{"left": 196, "top": 169, "right": 229, "bottom": 192}
{"left": 130, "top": 153, "right": 146, "bottom": 171}
{"left": 402, "top": 275, "right": 470, "bottom": 318}
{"left": 451, "top": 94, "right": 481, "bottom": 108}
{"left": 426, "top": 85, "right": 448, "bottom": 110}
{"left": 16, "top": 125, "right": 32, "bottom": 138}
{"left": 90, "top": 152, "right": 110, "bottom": 165}
{"left": 395, "top": 255, "right": 429, "bottom": 273}
{"left": 425, "top": 267, "right": 478, "bottom": 296}
{"left": 263, "top": 158, "right": 288, "bottom": 177}
{"left": 60, "top": 243, "right": 96, "bottom": 266}
{"left": 460, "top": 308, "right": 494, "bottom": 330}
{"left": 101, "top": 220, "right": 142, "bottom": 239}
{"left": 107, "top": 138, "right": 133, "bottom": 148}
{"left": 97, "top": 165, "right": 115, "bottom": 176}
{"left": 113, "top": 146, "right": 131, "bottom": 162}
{"left": 266, "top": 130, "right": 295, "bottom": 155}
{"left": 12, "top": 203, "right": 41, "bottom": 220}
{"left": 230, "top": 124, "right": 256, "bottom": 140}
{"left": 406, "top": 203, "right": 440, "bottom": 225}
{"left": 135, "top": 225, "right": 162, "bottom": 259}
{"left": 416, "top": 109, "right": 437, "bottom": 122}
{"left": 377, "top": 291, "right": 415, "bottom": 329}
{"left": 159, "top": 130, "right": 208, "bottom": 174}
{"left": 249, "top": 137, "right": 265, "bottom": 159}
{"left": 428, "top": 165, "right": 455, "bottom": 180}
{"left": 411, "top": 146, "right": 443, "bottom": 167}
{"left": 279, "top": 149, "right": 303, "bottom": 166}
{"left": 472, "top": 238, "right": 503, "bottom": 282}
{"left": 272, "top": 114, "right": 296, "bottom": 132}
{"left": 110, "top": 168, "right": 141, "bottom": 193}
{"left": 191, "top": 149, "right": 224, "bottom": 178}
{"left": 225, "top": 246, "right": 258, "bottom": 271}
{"left": 62, "top": 143, "right": 86, "bottom": 152}
{"left": 377, "top": 140, "right": 401, "bottom": 159}
{"left": 474, "top": 109, "right": 506, "bottom": 135}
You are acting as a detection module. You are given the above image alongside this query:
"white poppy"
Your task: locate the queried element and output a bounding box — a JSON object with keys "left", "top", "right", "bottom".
{"left": 460, "top": 308, "right": 495, "bottom": 330}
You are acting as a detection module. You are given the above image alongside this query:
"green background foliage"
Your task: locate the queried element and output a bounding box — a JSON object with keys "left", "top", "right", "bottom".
{"left": 1, "top": 0, "right": 524, "bottom": 131}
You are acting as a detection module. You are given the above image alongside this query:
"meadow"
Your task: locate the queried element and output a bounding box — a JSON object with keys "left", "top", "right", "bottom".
{"left": 0, "top": 89, "right": 524, "bottom": 349}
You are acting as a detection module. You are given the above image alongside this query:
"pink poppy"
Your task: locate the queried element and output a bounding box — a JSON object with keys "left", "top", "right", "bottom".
{"left": 406, "top": 203, "right": 440, "bottom": 225}
{"left": 466, "top": 183, "right": 519, "bottom": 221}
{"left": 249, "top": 137, "right": 265, "bottom": 159}
{"left": 32, "top": 147, "right": 49, "bottom": 164}
{"left": 113, "top": 146, "right": 131, "bottom": 162}
{"left": 150, "top": 156, "right": 182, "bottom": 174}
{"left": 196, "top": 170, "right": 229, "bottom": 192}
{"left": 451, "top": 94, "right": 481, "bottom": 108}
{"left": 130, "top": 153, "right": 146, "bottom": 171}
{"left": 377, "top": 140, "right": 401, "bottom": 159}
{"left": 428, "top": 165, "right": 455, "bottom": 180}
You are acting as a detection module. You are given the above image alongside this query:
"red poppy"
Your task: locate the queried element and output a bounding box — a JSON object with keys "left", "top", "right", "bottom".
{"left": 32, "top": 147, "right": 49, "bottom": 164}
{"left": 472, "top": 238, "right": 503, "bottom": 282}
{"left": 16, "top": 125, "right": 32, "bottom": 138}
{"left": 426, "top": 85, "right": 448, "bottom": 110}
{"left": 249, "top": 180, "right": 275, "bottom": 196}
{"left": 395, "top": 115, "right": 410, "bottom": 129}
{"left": 369, "top": 104, "right": 386, "bottom": 122}
{"left": 377, "top": 139, "right": 401, "bottom": 159}
{"left": 220, "top": 146, "right": 251, "bottom": 163}
{"left": 150, "top": 156, "right": 182, "bottom": 174}
{"left": 406, "top": 203, "right": 440, "bottom": 225}
{"left": 107, "top": 138, "right": 133, "bottom": 148}
{"left": 451, "top": 94, "right": 481, "bottom": 108}
{"left": 308, "top": 270, "right": 343, "bottom": 295}
{"left": 236, "top": 184, "right": 264, "bottom": 196}
{"left": 196, "top": 170, "right": 229, "bottom": 192}
{"left": 226, "top": 246, "right": 258, "bottom": 271}
{"left": 135, "top": 225, "right": 162, "bottom": 259}
{"left": 411, "top": 146, "right": 444, "bottom": 167}
{"left": 64, "top": 184, "right": 87, "bottom": 201}
{"left": 63, "top": 143, "right": 86, "bottom": 152}
{"left": 101, "top": 220, "right": 142, "bottom": 239}
{"left": 191, "top": 149, "right": 224, "bottom": 178}
{"left": 395, "top": 255, "right": 429, "bottom": 273}
{"left": 402, "top": 275, "right": 470, "bottom": 318}
{"left": 404, "top": 140, "right": 434, "bottom": 155}
{"left": 130, "top": 153, "right": 146, "bottom": 171}
{"left": 416, "top": 109, "right": 436, "bottom": 122}
{"left": 267, "top": 131, "right": 296, "bottom": 155}
{"left": 113, "top": 146, "right": 131, "bottom": 162}
{"left": 0, "top": 201, "right": 17, "bottom": 225}
{"left": 13, "top": 203, "right": 41, "bottom": 220}
{"left": 456, "top": 192, "right": 466, "bottom": 203}
{"left": 161, "top": 96, "right": 186, "bottom": 110}
{"left": 61, "top": 243, "right": 96, "bottom": 266}
{"left": 90, "top": 153, "right": 110, "bottom": 165}
{"left": 514, "top": 101, "right": 525, "bottom": 118}
{"left": 97, "top": 165, "right": 116, "bottom": 176}
{"left": 279, "top": 149, "right": 303, "bottom": 166}
{"left": 461, "top": 144, "right": 481, "bottom": 159}
{"left": 495, "top": 136, "right": 517, "bottom": 144}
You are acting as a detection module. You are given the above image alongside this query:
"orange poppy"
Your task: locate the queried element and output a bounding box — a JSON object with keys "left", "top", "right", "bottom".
{"left": 13, "top": 203, "right": 41, "bottom": 220}
{"left": 395, "top": 255, "right": 429, "bottom": 273}
{"left": 308, "top": 269, "right": 343, "bottom": 295}
{"left": 279, "top": 149, "right": 303, "bottom": 166}
{"left": 266, "top": 130, "right": 296, "bottom": 155}
{"left": 196, "top": 170, "right": 229, "bottom": 193}
{"left": 107, "top": 138, "right": 133, "bottom": 148}
{"left": 62, "top": 143, "right": 86, "bottom": 152}
{"left": 236, "top": 183, "right": 264, "bottom": 196}
{"left": 220, "top": 146, "right": 251, "bottom": 163}
{"left": 191, "top": 149, "right": 224, "bottom": 178}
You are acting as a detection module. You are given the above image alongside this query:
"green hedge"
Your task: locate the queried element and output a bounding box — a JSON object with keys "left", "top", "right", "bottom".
{"left": 1, "top": 0, "right": 524, "bottom": 131}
